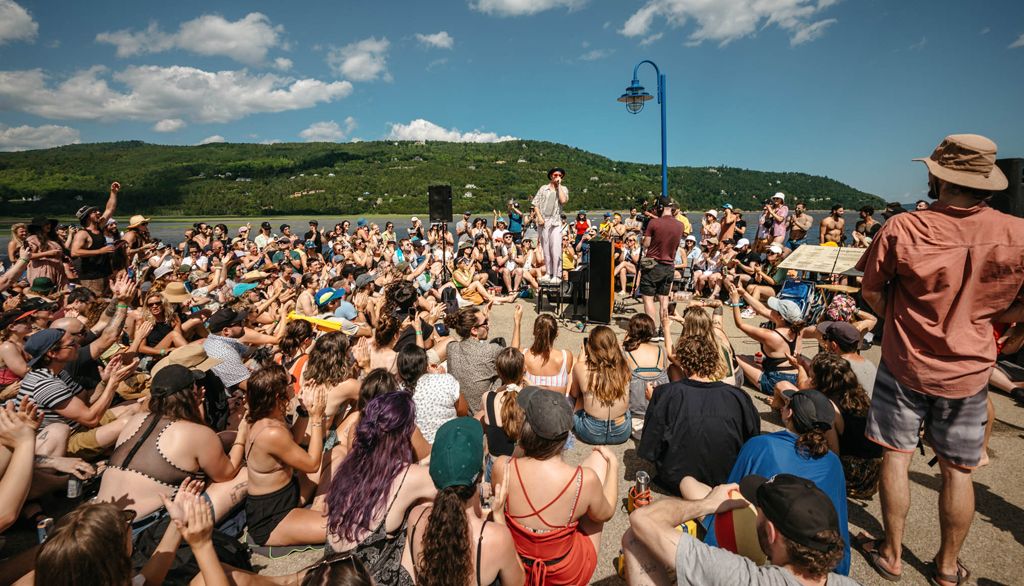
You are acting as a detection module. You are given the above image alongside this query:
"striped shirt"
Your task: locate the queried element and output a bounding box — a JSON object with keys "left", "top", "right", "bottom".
{"left": 17, "top": 368, "right": 86, "bottom": 430}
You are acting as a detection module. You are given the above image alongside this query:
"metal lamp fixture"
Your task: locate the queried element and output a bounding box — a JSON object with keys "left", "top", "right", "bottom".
{"left": 618, "top": 60, "right": 668, "bottom": 198}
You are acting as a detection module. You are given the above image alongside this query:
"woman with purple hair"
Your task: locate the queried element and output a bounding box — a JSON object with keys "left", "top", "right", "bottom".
{"left": 325, "top": 391, "right": 436, "bottom": 585}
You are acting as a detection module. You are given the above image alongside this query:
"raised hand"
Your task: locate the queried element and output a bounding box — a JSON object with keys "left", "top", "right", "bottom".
{"left": 306, "top": 386, "right": 327, "bottom": 420}
{"left": 176, "top": 496, "right": 216, "bottom": 547}
{"left": 0, "top": 405, "right": 36, "bottom": 449}
{"left": 11, "top": 396, "right": 41, "bottom": 431}
{"left": 110, "top": 181, "right": 121, "bottom": 194}
{"left": 514, "top": 302, "right": 523, "bottom": 322}
{"left": 134, "top": 319, "right": 154, "bottom": 342}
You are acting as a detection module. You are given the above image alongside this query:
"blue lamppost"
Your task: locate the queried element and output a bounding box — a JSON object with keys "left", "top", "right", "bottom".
{"left": 618, "top": 60, "right": 668, "bottom": 198}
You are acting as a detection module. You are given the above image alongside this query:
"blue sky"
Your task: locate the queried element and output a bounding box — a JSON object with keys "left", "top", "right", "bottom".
{"left": 0, "top": 0, "right": 1021, "bottom": 202}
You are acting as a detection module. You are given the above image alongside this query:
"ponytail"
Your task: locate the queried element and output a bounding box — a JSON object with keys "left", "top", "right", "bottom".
{"left": 795, "top": 429, "right": 830, "bottom": 459}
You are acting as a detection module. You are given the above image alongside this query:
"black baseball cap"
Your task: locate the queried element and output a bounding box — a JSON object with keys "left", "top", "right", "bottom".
{"left": 781, "top": 389, "right": 835, "bottom": 433}
{"left": 739, "top": 473, "right": 841, "bottom": 553}
{"left": 207, "top": 307, "right": 248, "bottom": 333}
{"left": 517, "top": 386, "right": 572, "bottom": 440}
{"left": 816, "top": 321, "right": 860, "bottom": 349}
{"left": 150, "top": 364, "right": 203, "bottom": 397}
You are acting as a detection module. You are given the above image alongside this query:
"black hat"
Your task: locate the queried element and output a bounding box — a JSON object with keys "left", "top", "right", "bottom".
{"left": 261, "top": 221, "right": 272, "bottom": 230}
{"left": 548, "top": 167, "right": 566, "bottom": 179}
{"left": 19, "top": 297, "right": 57, "bottom": 312}
{"left": 781, "top": 389, "right": 835, "bottom": 433}
{"left": 517, "top": 386, "right": 572, "bottom": 440}
{"left": 816, "top": 321, "right": 860, "bottom": 350}
{"left": 76, "top": 205, "right": 101, "bottom": 226}
{"left": 207, "top": 307, "right": 248, "bottom": 333}
{"left": 739, "top": 474, "right": 841, "bottom": 553}
{"left": 24, "top": 328, "right": 66, "bottom": 366}
{"left": 150, "top": 364, "right": 203, "bottom": 397}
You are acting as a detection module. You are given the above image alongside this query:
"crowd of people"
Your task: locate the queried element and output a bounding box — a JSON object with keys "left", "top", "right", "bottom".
{"left": 0, "top": 133, "right": 1020, "bottom": 586}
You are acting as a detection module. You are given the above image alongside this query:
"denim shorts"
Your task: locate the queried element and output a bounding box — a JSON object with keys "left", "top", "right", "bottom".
{"left": 759, "top": 370, "right": 798, "bottom": 394}
{"left": 573, "top": 410, "right": 631, "bottom": 445}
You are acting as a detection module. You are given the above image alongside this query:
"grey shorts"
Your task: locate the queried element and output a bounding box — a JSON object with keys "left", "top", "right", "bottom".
{"left": 866, "top": 361, "right": 988, "bottom": 468}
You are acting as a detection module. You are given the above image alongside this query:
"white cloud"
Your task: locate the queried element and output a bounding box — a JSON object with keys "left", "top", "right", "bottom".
{"left": 153, "top": 118, "right": 186, "bottom": 132}
{"left": 471, "top": 0, "right": 585, "bottom": 17}
{"left": 979, "top": 27, "right": 990, "bottom": 35}
{"left": 0, "top": 0, "right": 37, "bottom": 45}
{"left": 198, "top": 134, "right": 225, "bottom": 145}
{"left": 386, "top": 119, "right": 516, "bottom": 143}
{"left": 415, "top": 31, "right": 454, "bottom": 49}
{"left": 96, "top": 12, "right": 284, "bottom": 66}
{"left": 620, "top": 0, "right": 840, "bottom": 47}
{"left": 580, "top": 48, "right": 613, "bottom": 61}
{"left": 0, "top": 123, "right": 80, "bottom": 151}
{"left": 274, "top": 57, "right": 293, "bottom": 71}
{"left": 299, "top": 117, "right": 357, "bottom": 142}
{"left": 260, "top": 138, "right": 282, "bottom": 145}
{"left": 640, "top": 32, "right": 663, "bottom": 46}
{"left": 1010, "top": 33, "right": 1024, "bottom": 49}
{"left": 790, "top": 18, "right": 837, "bottom": 46}
{"left": 326, "top": 37, "right": 391, "bottom": 82}
{"left": 0, "top": 66, "right": 353, "bottom": 123}
{"left": 907, "top": 36, "right": 927, "bottom": 51}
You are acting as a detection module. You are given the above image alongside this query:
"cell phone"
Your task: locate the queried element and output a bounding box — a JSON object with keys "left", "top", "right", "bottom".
{"left": 434, "top": 323, "right": 449, "bottom": 337}
{"left": 668, "top": 301, "right": 677, "bottom": 315}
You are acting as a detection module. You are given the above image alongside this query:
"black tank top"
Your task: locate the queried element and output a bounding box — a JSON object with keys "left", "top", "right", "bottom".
{"left": 76, "top": 229, "right": 111, "bottom": 279}
{"left": 484, "top": 391, "right": 516, "bottom": 457}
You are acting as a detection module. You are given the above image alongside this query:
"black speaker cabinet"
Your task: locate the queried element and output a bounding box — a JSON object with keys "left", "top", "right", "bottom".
{"left": 992, "top": 158, "right": 1024, "bottom": 218}
{"left": 587, "top": 240, "right": 614, "bottom": 323}
{"left": 428, "top": 185, "right": 453, "bottom": 224}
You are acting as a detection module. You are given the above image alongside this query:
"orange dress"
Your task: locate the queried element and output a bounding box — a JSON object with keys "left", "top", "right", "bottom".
{"left": 505, "top": 459, "right": 597, "bottom": 585}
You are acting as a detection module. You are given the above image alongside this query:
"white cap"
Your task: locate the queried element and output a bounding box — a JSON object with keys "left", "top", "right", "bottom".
{"left": 411, "top": 217, "right": 420, "bottom": 223}
{"left": 772, "top": 192, "right": 785, "bottom": 201}
{"left": 705, "top": 209, "right": 718, "bottom": 219}
{"left": 685, "top": 234, "right": 697, "bottom": 242}
{"left": 768, "top": 243, "right": 784, "bottom": 254}
{"left": 736, "top": 238, "right": 750, "bottom": 248}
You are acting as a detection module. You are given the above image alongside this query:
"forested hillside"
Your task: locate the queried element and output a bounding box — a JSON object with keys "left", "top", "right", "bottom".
{"left": 0, "top": 140, "right": 883, "bottom": 215}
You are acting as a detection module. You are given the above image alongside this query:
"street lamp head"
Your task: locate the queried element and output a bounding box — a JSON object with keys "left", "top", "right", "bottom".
{"left": 617, "top": 79, "right": 652, "bottom": 114}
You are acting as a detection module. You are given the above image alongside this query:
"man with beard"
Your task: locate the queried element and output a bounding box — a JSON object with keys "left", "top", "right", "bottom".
{"left": 819, "top": 204, "right": 846, "bottom": 245}
{"left": 786, "top": 202, "right": 814, "bottom": 251}
{"left": 623, "top": 474, "right": 855, "bottom": 585}
{"left": 71, "top": 181, "right": 121, "bottom": 295}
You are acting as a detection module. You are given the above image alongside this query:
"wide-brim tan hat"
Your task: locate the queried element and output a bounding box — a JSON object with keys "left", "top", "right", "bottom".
{"left": 127, "top": 215, "right": 150, "bottom": 229}
{"left": 151, "top": 343, "right": 223, "bottom": 377}
{"left": 162, "top": 282, "right": 190, "bottom": 304}
{"left": 913, "top": 133, "right": 1008, "bottom": 191}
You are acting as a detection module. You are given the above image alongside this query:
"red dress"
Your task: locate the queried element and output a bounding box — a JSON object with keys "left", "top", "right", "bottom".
{"left": 505, "top": 459, "right": 598, "bottom": 585}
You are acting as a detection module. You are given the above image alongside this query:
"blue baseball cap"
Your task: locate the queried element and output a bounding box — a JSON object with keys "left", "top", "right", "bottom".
{"left": 334, "top": 301, "right": 358, "bottom": 321}
{"left": 315, "top": 287, "right": 344, "bottom": 307}
{"left": 232, "top": 283, "right": 258, "bottom": 297}
{"left": 357, "top": 218, "right": 367, "bottom": 227}
{"left": 722, "top": 203, "right": 734, "bottom": 209}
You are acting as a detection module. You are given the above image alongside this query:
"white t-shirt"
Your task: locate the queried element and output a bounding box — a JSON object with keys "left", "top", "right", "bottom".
{"left": 412, "top": 373, "right": 460, "bottom": 444}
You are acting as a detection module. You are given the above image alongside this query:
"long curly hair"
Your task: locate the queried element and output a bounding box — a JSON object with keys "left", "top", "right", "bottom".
{"left": 304, "top": 332, "right": 356, "bottom": 387}
{"left": 674, "top": 335, "right": 722, "bottom": 379}
{"left": 326, "top": 392, "right": 417, "bottom": 542}
{"left": 528, "top": 313, "right": 558, "bottom": 362}
{"left": 811, "top": 352, "right": 870, "bottom": 417}
{"left": 416, "top": 483, "right": 477, "bottom": 586}
{"left": 676, "top": 306, "right": 727, "bottom": 380}
{"left": 373, "top": 310, "right": 402, "bottom": 347}
{"left": 583, "top": 326, "right": 630, "bottom": 407}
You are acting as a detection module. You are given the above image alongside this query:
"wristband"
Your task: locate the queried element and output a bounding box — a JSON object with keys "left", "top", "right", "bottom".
{"left": 117, "top": 303, "right": 129, "bottom": 309}
{"left": 415, "top": 330, "right": 423, "bottom": 335}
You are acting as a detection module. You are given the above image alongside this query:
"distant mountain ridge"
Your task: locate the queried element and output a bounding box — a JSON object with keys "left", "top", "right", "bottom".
{"left": 0, "top": 140, "right": 883, "bottom": 216}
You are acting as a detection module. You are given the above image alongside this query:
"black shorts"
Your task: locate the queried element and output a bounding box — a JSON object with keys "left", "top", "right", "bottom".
{"left": 639, "top": 262, "right": 674, "bottom": 296}
{"left": 245, "top": 476, "right": 300, "bottom": 545}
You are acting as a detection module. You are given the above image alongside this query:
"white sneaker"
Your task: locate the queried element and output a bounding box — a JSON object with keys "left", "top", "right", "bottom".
{"left": 740, "top": 307, "right": 757, "bottom": 319}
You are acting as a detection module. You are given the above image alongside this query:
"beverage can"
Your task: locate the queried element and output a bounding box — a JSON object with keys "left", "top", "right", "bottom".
{"left": 36, "top": 517, "right": 54, "bottom": 543}
{"left": 67, "top": 477, "right": 82, "bottom": 499}
{"left": 754, "top": 352, "right": 763, "bottom": 366}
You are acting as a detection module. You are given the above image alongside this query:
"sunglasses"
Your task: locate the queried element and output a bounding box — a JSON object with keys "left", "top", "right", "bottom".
{"left": 147, "top": 301, "right": 163, "bottom": 307}
{"left": 476, "top": 320, "right": 489, "bottom": 328}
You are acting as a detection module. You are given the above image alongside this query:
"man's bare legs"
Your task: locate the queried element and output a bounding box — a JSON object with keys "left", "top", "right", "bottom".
{"left": 874, "top": 449, "right": 913, "bottom": 577}
{"left": 935, "top": 459, "right": 975, "bottom": 582}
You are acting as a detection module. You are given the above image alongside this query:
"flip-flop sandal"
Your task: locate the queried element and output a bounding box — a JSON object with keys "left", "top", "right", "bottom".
{"left": 927, "top": 559, "right": 971, "bottom": 586}
{"left": 613, "top": 551, "right": 626, "bottom": 579}
{"left": 853, "top": 534, "right": 902, "bottom": 582}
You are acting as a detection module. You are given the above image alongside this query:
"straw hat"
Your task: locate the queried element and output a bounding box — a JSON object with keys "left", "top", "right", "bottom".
{"left": 162, "top": 282, "right": 189, "bottom": 304}
{"left": 151, "top": 343, "right": 223, "bottom": 377}
{"left": 127, "top": 215, "right": 150, "bottom": 229}
{"left": 914, "top": 134, "right": 1008, "bottom": 191}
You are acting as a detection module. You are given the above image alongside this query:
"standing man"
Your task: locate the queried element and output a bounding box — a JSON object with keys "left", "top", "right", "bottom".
{"left": 71, "top": 181, "right": 121, "bottom": 296}
{"left": 719, "top": 203, "right": 739, "bottom": 242}
{"left": 506, "top": 200, "right": 524, "bottom": 243}
{"left": 856, "top": 134, "right": 1024, "bottom": 586}
{"left": 532, "top": 167, "right": 569, "bottom": 284}
{"left": 819, "top": 204, "right": 846, "bottom": 244}
{"left": 786, "top": 201, "right": 814, "bottom": 250}
{"left": 641, "top": 199, "right": 684, "bottom": 341}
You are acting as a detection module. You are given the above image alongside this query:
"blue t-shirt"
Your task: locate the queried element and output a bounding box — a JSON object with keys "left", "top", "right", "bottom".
{"left": 509, "top": 211, "right": 524, "bottom": 234}
{"left": 703, "top": 430, "right": 850, "bottom": 576}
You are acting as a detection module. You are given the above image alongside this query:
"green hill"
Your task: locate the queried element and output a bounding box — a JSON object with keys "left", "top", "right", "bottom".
{"left": 0, "top": 140, "right": 882, "bottom": 216}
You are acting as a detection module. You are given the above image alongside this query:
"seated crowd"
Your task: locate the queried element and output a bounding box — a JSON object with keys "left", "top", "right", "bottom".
{"left": 0, "top": 145, "right": 1020, "bottom": 586}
